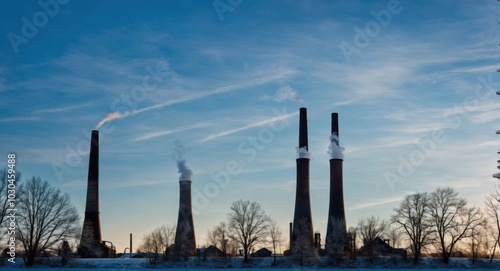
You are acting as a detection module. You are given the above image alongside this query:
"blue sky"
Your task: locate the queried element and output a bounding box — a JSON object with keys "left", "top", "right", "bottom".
{"left": 1, "top": 0, "right": 500, "bottom": 252}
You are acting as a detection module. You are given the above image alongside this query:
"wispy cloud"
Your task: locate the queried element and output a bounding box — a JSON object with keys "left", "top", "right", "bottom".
{"left": 397, "top": 122, "right": 456, "bottom": 135}
{"left": 200, "top": 111, "right": 299, "bottom": 142}
{"left": 22, "top": 147, "right": 71, "bottom": 164}
{"left": 448, "top": 101, "right": 500, "bottom": 124}
{"left": 329, "top": 63, "right": 413, "bottom": 106}
{"left": 95, "top": 69, "right": 296, "bottom": 128}
{"left": 375, "top": 136, "right": 419, "bottom": 148}
{"left": 260, "top": 85, "right": 303, "bottom": 103}
{"left": 102, "top": 178, "right": 167, "bottom": 189}
{"left": 0, "top": 117, "right": 41, "bottom": 122}
{"left": 254, "top": 179, "right": 296, "bottom": 192}
{"left": 131, "top": 122, "right": 211, "bottom": 142}
{"left": 34, "top": 102, "right": 94, "bottom": 113}
{"left": 349, "top": 196, "right": 404, "bottom": 210}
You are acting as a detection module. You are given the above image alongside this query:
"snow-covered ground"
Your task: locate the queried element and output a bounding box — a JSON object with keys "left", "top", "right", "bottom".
{"left": 1, "top": 257, "right": 500, "bottom": 270}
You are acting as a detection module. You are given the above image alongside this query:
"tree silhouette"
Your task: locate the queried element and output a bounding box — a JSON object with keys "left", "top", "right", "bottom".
{"left": 357, "top": 216, "right": 387, "bottom": 263}
{"left": 17, "top": 177, "right": 80, "bottom": 266}
{"left": 207, "top": 222, "right": 229, "bottom": 257}
{"left": 291, "top": 218, "right": 317, "bottom": 266}
{"left": 268, "top": 218, "right": 283, "bottom": 265}
{"left": 227, "top": 199, "right": 268, "bottom": 262}
{"left": 429, "top": 187, "right": 484, "bottom": 264}
{"left": 138, "top": 225, "right": 175, "bottom": 265}
{"left": 325, "top": 217, "right": 348, "bottom": 265}
{"left": 392, "top": 192, "right": 434, "bottom": 264}
{"left": 485, "top": 188, "right": 500, "bottom": 262}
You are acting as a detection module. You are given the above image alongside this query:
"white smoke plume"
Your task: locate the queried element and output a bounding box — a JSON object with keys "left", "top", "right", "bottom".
{"left": 177, "top": 159, "right": 193, "bottom": 181}
{"left": 94, "top": 72, "right": 292, "bottom": 130}
{"left": 296, "top": 147, "right": 311, "bottom": 159}
{"left": 328, "top": 133, "right": 344, "bottom": 160}
{"left": 172, "top": 140, "right": 193, "bottom": 181}
{"left": 95, "top": 111, "right": 130, "bottom": 129}
{"left": 261, "top": 85, "right": 303, "bottom": 103}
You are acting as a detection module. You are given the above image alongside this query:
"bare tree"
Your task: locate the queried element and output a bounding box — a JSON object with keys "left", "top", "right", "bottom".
{"left": 160, "top": 224, "right": 176, "bottom": 259}
{"left": 59, "top": 240, "right": 71, "bottom": 266}
{"left": 140, "top": 224, "right": 176, "bottom": 264}
{"left": 463, "top": 222, "right": 491, "bottom": 264}
{"left": 76, "top": 221, "right": 97, "bottom": 257}
{"left": 17, "top": 177, "right": 80, "bottom": 266}
{"left": 143, "top": 231, "right": 161, "bottom": 264}
{"left": 477, "top": 225, "right": 496, "bottom": 259}
{"left": 347, "top": 226, "right": 357, "bottom": 258}
{"left": 174, "top": 221, "right": 194, "bottom": 260}
{"left": 227, "top": 199, "right": 269, "bottom": 262}
{"left": 386, "top": 225, "right": 404, "bottom": 264}
{"left": 429, "top": 187, "right": 484, "bottom": 264}
{"left": 357, "top": 216, "right": 388, "bottom": 262}
{"left": 226, "top": 239, "right": 239, "bottom": 257}
{"left": 291, "top": 218, "right": 316, "bottom": 266}
{"left": 325, "top": 217, "right": 348, "bottom": 264}
{"left": 485, "top": 188, "right": 500, "bottom": 261}
{"left": 206, "top": 226, "right": 218, "bottom": 247}
{"left": 481, "top": 224, "right": 500, "bottom": 260}
{"left": 206, "top": 222, "right": 229, "bottom": 256}
{"left": 391, "top": 192, "right": 434, "bottom": 264}
{"left": 386, "top": 225, "right": 403, "bottom": 249}
{"left": 138, "top": 232, "right": 157, "bottom": 265}
{"left": 268, "top": 218, "right": 283, "bottom": 265}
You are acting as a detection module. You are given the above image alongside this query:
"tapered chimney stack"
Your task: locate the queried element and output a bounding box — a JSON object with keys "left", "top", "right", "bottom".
{"left": 175, "top": 179, "right": 196, "bottom": 257}
{"left": 325, "top": 113, "right": 347, "bottom": 254}
{"left": 79, "top": 130, "right": 104, "bottom": 257}
{"left": 291, "top": 108, "right": 314, "bottom": 253}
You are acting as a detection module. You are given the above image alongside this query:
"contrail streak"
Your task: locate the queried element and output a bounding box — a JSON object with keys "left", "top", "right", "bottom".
{"left": 94, "top": 70, "right": 295, "bottom": 129}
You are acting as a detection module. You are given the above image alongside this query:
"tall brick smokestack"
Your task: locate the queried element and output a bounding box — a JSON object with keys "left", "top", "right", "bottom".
{"left": 79, "top": 130, "right": 104, "bottom": 257}
{"left": 291, "top": 108, "right": 314, "bottom": 253}
{"left": 175, "top": 179, "right": 196, "bottom": 257}
{"left": 325, "top": 113, "right": 347, "bottom": 254}
{"left": 299, "top": 107, "right": 308, "bottom": 151}
{"left": 331, "top": 113, "right": 339, "bottom": 138}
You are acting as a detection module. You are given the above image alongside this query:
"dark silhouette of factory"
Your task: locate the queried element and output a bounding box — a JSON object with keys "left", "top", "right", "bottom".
{"left": 291, "top": 108, "right": 315, "bottom": 253}
{"left": 78, "top": 130, "right": 115, "bottom": 258}
{"left": 325, "top": 112, "right": 347, "bottom": 254}
{"left": 80, "top": 108, "right": 349, "bottom": 259}
{"left": 290, "top": 108, "right": 348, "bottom": 257}
{"left": 78, "top": 130, "right": 198, "bottom": 259}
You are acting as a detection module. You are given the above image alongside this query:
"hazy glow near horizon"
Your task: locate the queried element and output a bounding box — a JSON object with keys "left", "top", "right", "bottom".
{"left": 1, "top": 0, "right": 500, "bottom": 253}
